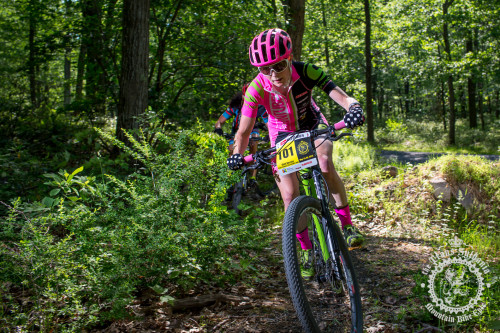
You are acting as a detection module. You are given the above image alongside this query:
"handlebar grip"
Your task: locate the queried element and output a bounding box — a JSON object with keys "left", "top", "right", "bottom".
{"left": 243, "top": 155, "right": 254, "bottom": 164}
{"left": 334, "top": 120, "right": 346, "bottom": 131}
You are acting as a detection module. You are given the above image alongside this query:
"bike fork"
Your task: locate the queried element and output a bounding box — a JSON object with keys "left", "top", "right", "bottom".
{"left": 300, "top": 169, "right": 330, "bottom": 262}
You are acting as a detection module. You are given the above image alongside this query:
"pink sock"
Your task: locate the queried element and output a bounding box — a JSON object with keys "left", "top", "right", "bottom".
{"left": 335, "top": 205, "right": 352, "bottom": 228}
{"left": 296, "top": 228, "right": 312, "bottom": 250}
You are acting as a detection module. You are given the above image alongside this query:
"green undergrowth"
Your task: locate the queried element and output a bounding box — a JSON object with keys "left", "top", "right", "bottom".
{"left": 375, "top": 117, "right": 500, "bottom": 155}
{"left": 0, "top": 125, "right": 273, "bottom": 332}
{"left": 339, "top": 147, "right": 499, "bottom": 330}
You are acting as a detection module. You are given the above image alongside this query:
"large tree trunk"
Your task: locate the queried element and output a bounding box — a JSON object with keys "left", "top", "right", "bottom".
{"left": 283, "top": 0, "right": 305, "bottom": 61}
{"left": 364, "top": 0, "right": 374, "bottom": 143}
{"left": 116, "top": 0, "right": 150, "bottom": 144}
{"left": 443, "top": 0, "right": 456, "bottom": 145}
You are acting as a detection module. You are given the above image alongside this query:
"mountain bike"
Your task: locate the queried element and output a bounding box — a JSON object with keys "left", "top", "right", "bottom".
{"left": 242, "top": 121, "right": 363, "bottom": 332}
{"left": 224, "top": 134, "right": 275, "bottom": 215}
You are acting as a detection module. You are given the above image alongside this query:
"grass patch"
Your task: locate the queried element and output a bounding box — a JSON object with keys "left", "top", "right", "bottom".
{"left": 375, "top": 117, "right": 500, "bottom": 155}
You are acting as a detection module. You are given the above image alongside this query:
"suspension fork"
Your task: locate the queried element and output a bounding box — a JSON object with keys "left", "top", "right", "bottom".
{"left": 299, "top": 168, "right": 330, "bottom": 261}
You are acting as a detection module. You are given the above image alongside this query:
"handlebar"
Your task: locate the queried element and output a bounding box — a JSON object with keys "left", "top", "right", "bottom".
{"left": 242, "top": 120, "right": 351, "bottom": 167}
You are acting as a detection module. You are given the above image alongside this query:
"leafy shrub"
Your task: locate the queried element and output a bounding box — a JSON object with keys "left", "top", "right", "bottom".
{"left": 376, "top": 118, "right": 409, "bottom": 144}
{"left": 0, "top": 126, "right": 267, "bottom": 331}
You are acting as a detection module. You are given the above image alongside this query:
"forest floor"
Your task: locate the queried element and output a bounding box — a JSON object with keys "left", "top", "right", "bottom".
{"left": 90, "top": 152, "right": 493, "bottom": 333}
{"left": 90, "top": 212, "right": 448, "bottom": 333}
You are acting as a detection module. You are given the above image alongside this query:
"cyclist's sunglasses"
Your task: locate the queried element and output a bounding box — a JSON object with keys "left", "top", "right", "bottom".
{"left": 258, "top": 59, "right": 289, "bottom": 76}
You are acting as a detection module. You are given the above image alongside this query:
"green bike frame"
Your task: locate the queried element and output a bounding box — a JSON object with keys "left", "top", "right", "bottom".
{"left": 299, "top": 169, "right": 330, "bottom": 262}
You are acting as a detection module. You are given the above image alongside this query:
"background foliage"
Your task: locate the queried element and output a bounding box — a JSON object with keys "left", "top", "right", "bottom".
{"left": 0, "top": 0, "right": 498, "bottom": 331}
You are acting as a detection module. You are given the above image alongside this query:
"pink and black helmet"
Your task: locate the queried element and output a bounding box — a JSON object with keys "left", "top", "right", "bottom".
{"left": 249, "top": 28, "right": 292, "bottom": 67}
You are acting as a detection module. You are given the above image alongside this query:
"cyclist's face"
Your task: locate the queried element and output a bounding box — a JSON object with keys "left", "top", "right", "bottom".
{"left": 264, "top": 59, "right": 291, "bottom": 89}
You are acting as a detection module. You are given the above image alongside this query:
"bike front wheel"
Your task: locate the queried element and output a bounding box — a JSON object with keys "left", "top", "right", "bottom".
{"left": 282, "top": 195, "right": 363, "bottom": 333}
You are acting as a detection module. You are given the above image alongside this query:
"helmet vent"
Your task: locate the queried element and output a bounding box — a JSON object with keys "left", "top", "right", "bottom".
{"left": 279, "top": 39, "right": 286, "bottom": 56}
{"left": 255, "top": 53, "right": 261, "bottom": 64}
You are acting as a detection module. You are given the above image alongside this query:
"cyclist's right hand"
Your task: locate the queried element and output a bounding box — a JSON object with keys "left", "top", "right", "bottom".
{"left": 214, "top": 128, "right": 224, "bottom": 136}
{"left": 344, "top": 103, "right": 365, "bottom": 129}
{"left": 227, "top": 154, "right": 244, "bottom": 170}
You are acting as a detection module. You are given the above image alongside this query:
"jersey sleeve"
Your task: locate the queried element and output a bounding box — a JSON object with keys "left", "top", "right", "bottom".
{"left": 241, "top": 79, "right": 264, "bottom": 118}
{"left": 297, "top": 62, "right": 337, "bottom": 95}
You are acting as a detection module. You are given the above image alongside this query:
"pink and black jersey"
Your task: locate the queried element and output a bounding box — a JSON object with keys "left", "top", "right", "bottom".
{"left": 241, "top": 62, "right": 336, "bottom": 146}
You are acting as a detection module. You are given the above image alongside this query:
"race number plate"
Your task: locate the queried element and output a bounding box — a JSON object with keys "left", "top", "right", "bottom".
{"left": 276, "top": 132, "right": 318, "bottom": 175}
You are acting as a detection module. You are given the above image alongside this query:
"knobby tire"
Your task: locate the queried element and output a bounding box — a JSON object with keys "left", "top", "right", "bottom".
{"left": 282, "top": 195, "right": 363, "bottom": 333}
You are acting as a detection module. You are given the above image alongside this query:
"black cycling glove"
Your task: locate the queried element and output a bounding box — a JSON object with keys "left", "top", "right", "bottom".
{"left": 344, "top": 103, "right": 365, "bottom": 129}
{"left": 227, "top": 154, "right": 244, "bottom": 170}
{"left": 214, "top": 128, "right": 224, "bottom": 136}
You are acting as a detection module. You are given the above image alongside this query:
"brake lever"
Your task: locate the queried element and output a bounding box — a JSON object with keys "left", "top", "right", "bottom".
{"left": 332, "top": 132, "right": 353, "bottom": 141}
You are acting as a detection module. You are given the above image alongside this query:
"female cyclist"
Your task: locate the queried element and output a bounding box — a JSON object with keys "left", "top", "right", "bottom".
{"left": 226, "top": 28, "right": 365, "bottom": 275}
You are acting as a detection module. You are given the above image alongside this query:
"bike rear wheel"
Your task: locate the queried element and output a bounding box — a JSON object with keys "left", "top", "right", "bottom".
{"left": 282, "top": 195, "right": 363, "bottom": 333}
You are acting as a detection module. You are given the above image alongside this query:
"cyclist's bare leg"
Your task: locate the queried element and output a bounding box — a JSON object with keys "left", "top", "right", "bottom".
{"left": 314, "top": 138, "right": 360, "bottom": 234}
{"left": 275, "top": 172, "right": 308, "bottom": 232}
{"left": 314, "top": 138, "right": 348, "bottom": 208}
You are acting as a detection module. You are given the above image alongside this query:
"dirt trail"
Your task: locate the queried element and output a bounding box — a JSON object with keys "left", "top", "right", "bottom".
{"left": 92, "top": 218, "right": 443, "bottom": 333}
{"left": 379, "top": 149, "right": 499, "bottom": 165}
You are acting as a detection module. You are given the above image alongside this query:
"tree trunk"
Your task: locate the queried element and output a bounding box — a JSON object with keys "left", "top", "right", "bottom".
{"left": 28, "top": 0, "right": 37, "bottom": 110}
{"left": 63, "top": 0, "right": 72, "bottom": 106}
{"left": 404, "top": 80, "right": 410, "bottom": 118}
{"left": 320, "top": 0, "right": 335, "bottom": 117}
{"left": 378, "top": 87, "right": 384, "bottom": 120}
{"left": 364, "top": 0, "right": 374, "bottom": 143}
{"left": 283, "top": 0, "right": 305, "bottom": 61}
{"left": 440, "top": 81, "right": 447, "bottom": 130}
{"left": 443, "top": 0, "right": 456, "bottom": 145}
{"left": 64, "top": 47, "right": 71, "bottom": 106}
{"left": 271, "top": 0, "right": 282, "bottom": 28}
{"left": 76, "top": 42, "right": 86, "bottom": 101}
{"left": 152, "top": 0, "right": 182, "bottom": 96}
{"left": 321, "top": 0, "right": 330, "bottom": 66}
{"left": 81, "top": 0, "right": 106, "bottom": 115}
{"left": 478, "top": 82, "right": 484, "bottom": 130}
{"left": 116, "top": 0, "right": 150, "bottom": 144}
{"left": 497, "top": 91, "right": 499, "bottom": 119}
{"left": 466, "top": 31, "right": 477, "bottom": 128}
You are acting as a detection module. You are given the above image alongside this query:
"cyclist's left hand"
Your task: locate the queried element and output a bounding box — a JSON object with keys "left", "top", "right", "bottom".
{"left": 344, "top": 103, "right": 365, "bottom": 129}
{"left": 227, "top": 154, "right": 244, "bottom": 170}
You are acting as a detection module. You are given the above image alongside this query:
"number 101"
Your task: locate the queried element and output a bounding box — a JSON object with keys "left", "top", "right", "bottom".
{"left": 278, "top": 146, "right": 294, "bottom": 159}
